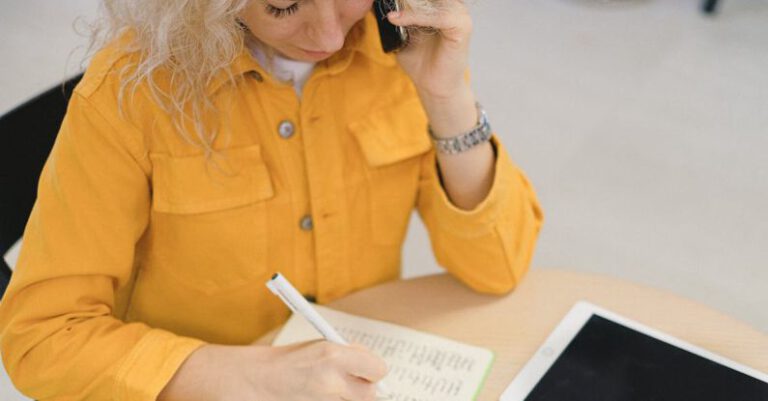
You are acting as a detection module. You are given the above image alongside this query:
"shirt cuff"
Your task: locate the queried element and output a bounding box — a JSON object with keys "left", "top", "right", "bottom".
{"left": 114, "top": 329, "right": 207, "bottom": 401}
{"left": 422, "top": 135, "right": 515, "bottom": 237}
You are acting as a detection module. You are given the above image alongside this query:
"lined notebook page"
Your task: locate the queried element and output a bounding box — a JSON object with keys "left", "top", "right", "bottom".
{"left": 272, "top": 305, "right": 495, "bottom": 401}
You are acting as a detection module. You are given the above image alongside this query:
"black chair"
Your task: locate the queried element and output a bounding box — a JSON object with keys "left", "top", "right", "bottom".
{"left": 702, "top": 0, "right": 720, "bottom": 14}
{"left": 0, "top": 74, "right": 83, "bottom": 298}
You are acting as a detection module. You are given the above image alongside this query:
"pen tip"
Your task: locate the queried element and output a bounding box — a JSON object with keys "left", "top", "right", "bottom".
{"left": 271, "top": 273, "right": 279, "bottom": 280}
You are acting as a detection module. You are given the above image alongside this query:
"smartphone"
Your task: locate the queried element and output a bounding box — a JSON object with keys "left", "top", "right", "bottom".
{"left": 373, "top": 0, "right": 409, "bottom": 53}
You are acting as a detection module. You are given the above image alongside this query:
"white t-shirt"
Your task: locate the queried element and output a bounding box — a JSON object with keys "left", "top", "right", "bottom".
{"left": 248, "top": 44, "right": 316, "bottom": 98}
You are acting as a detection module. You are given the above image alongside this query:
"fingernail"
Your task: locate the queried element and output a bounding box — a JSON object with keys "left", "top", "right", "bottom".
{"left": 388, "top": 11, "right": 401, "bottom": 19}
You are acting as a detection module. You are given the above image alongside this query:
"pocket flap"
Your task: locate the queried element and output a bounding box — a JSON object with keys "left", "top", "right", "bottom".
{"left": 150, "top": 145, "right": 274, "bottom": 214}
{"left": 348, "top": 97, "right": 432, "bottom": 167}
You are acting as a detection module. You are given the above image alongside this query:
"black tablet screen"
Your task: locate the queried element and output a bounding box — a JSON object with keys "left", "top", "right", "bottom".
{"left": 525, "top": 315, "right": 768, "bottom": 401}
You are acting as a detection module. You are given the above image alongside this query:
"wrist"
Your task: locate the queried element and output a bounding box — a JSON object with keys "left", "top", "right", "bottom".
{"left": 430, "top": 102, "right": 492, "bottom": 155}
{"left": 418, "top": 85, "right": 477, "bottom": 139}
{"left": 416, "top": 80, "right": 472, "bottom": 106}
{"left": 158, "top": 344, "right": 217, "bottom": 401}
{"left": 416, "top": 82, "right": 468, "bottom": 103}
{"left": 158, "top": 344, "right": 275, "bottom": 401}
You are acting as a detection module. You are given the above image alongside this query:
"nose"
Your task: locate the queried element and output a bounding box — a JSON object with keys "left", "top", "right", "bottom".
{"left": 307, "top": 6, "right": 345, "bottom": 53}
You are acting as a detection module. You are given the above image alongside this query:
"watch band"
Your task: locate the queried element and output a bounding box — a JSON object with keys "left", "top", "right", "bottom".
{"left": 428, "top": 102, "right": 492, "bottom": 155}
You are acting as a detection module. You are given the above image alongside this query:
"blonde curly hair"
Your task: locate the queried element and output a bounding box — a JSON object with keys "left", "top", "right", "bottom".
{"left": 85, "top": 0, "right": 249, "bottom": 154}
{"left": 86, "top": 0, "right": 442, "bottom": 153}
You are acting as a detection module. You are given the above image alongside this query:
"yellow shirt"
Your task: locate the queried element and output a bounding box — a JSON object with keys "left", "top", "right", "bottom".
{"left": 0, "top": 11, "right": 543, "bottom": 401}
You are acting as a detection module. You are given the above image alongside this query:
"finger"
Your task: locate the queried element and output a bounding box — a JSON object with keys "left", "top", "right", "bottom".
{"left": 386, "top": 6, "right": 469, "bottom": 32}
{"left": 337, "top": 344, "right": 389, "bottom": 382}
{"left": 340, "top": 375, "right": 377, "bottom": 401}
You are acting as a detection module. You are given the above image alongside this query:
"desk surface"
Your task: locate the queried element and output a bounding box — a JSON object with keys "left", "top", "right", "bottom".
{"left": 263, "top": 268, "right": 768, "bottom": 400}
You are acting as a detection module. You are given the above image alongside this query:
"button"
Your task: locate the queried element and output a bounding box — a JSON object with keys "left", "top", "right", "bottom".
{"left": 304, "top": 294, "right": 317, "bottom": 303}
{"left": 299, "top": 215, "right": 313, "bottom": 231}
{"left": 278, "top": 120, "right": 295, "bottom": 139}
{"left": 247, "top": 70, "right": 264, "bottom": 82}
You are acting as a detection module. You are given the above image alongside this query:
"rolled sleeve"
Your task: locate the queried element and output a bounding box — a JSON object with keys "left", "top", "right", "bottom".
{"left": 417, "top": 135, "right": 543, "bottom": 294}
{"left": 115, "top": 329, "right": 206, "bottom": 401}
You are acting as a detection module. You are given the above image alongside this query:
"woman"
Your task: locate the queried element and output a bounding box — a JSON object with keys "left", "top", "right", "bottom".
{"left": 0, "top": 0, "right": 543, "bottom": 400}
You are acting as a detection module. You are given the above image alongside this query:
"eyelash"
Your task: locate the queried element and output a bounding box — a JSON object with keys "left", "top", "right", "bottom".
{"left": 265, "top": 3, "right": 300, "bottom": 18}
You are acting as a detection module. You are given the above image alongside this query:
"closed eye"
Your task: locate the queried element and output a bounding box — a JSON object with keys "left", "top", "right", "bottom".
{"left": 265, "top": 2, "right": 300, "bottom": 18}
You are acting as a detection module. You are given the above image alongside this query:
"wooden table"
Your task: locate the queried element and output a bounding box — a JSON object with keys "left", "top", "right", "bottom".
{"left": 261, "top": 268, "right": 768, "bottom": 401}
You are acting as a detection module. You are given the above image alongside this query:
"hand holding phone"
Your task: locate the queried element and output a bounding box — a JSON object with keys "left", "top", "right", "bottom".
{"left": 372, "top": 0, "right": 475, "bottom": 101}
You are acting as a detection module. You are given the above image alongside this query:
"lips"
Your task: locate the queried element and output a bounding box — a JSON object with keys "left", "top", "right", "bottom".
{"left": 301, "top": 48, "right": 333, "bottom": 58}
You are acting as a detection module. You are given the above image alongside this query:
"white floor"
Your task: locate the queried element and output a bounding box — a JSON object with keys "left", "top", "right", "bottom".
{"left": 407, "top": 0, "right": 768, "bottom": 332}
{"left": 2, "top": 0, "right": 767, "bottom": 399}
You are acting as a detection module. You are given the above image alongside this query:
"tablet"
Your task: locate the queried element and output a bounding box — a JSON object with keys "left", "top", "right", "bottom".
{"left": 500, "top": 301, "right": 768, "bottom": 401}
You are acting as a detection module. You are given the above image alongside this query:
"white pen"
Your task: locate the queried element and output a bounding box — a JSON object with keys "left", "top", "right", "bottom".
{"left": 266, "top": 273, "right": 392, "bottom": 399}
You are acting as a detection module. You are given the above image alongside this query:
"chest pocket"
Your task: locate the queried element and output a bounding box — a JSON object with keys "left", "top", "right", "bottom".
{"left": 349, "top": 97, "right": 432, "bottom": 246}
{"left": 146, "top": 144, "right": 274, "bottom": 294}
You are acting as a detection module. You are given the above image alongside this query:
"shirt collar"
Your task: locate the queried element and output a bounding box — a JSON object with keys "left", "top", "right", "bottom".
{"left": 207, "top": 11, "right": 396, "bottom": 95}
{"left": 330, "top": 10, "right": 397, "bottom": 70}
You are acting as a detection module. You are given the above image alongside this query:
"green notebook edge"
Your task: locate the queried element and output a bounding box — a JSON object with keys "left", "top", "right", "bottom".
{"left": 472, "top": 349, "right": 496, "bottom": 401}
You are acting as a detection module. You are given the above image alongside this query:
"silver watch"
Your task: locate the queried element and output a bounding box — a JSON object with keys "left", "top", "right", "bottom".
{"left": 428, "top": 102, "right": 492, "bottom": 155}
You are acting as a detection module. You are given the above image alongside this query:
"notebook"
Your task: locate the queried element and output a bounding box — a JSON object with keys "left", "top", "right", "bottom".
{"left": 272, "top": 305, "right": 495, "bottom": 401}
